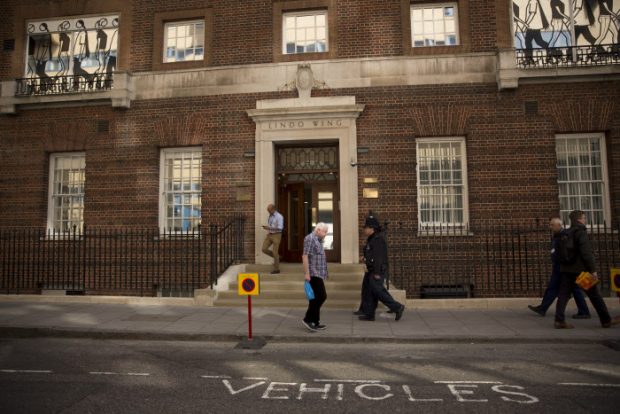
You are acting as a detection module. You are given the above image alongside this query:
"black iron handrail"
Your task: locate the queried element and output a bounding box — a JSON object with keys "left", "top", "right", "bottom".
{"left": 15, "top": 74, "right": 113, "bottom": 96}
{"left": 516, "top": 43, "right": 620, "bottom": 69}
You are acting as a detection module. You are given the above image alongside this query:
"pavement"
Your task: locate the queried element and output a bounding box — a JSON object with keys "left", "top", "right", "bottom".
{"left": 1, "top": 295, "right": 620, "bottom": 343}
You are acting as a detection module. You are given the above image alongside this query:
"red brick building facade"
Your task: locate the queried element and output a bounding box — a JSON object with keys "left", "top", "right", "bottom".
{"left": 0, "top": 0, "right": 619, "bottom": 298}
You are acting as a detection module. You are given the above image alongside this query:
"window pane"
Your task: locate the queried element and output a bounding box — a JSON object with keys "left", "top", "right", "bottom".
{"left": 195, "top": 27, "right": 205, "bottom": 47}
{"left": 417, "top": 140, "right": 466, "bottom": 228}
{"left": 164, "top": 21, "right": 205, "bottom": 62}
{"left": 161, "top": 148, "right": 202, "bottom": 232}
{"left": 411, "top": 5, "right": 458, "bottom": 48}
{"left": 298, "top": 15, "right": 314, "bottom": 28}
{"left": 49, "top": 154, "right": 85, "bottom": 233}
{"left": 283, "top": 11, "right": 328, "bottom": 54}
{"left": 296, "top": 28, "right": 306, "bottom": 42}
{"left": 556, "top": 135, "right": 607, "bottom": 226}
{"left": 445, "top": 20, "right": 455, "bottom": 33}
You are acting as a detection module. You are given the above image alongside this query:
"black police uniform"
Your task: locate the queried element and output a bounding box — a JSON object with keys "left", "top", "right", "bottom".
{"left": 361, "top": 227, "right": 404, "bottom": 319}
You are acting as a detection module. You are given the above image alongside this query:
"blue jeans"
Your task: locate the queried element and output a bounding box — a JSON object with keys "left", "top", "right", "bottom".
{"left": 540, "top": 271, "right": 590, "bottom": 315}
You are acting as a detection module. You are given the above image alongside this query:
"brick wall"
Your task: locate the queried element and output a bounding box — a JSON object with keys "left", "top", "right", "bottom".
{"left": 1, "top": 0, "right": 619, "bottom": 298}
{"left": 0, "top": 0, "right": 17, "bottom": 78}
{"left": 337, "top": 0, "right": 403, "bottom": 58}
{"left": 1, "top": 0, "right": 507, "bottom": 77}
{"left": 1, "top": 80, "right": 619, "bottom": 296}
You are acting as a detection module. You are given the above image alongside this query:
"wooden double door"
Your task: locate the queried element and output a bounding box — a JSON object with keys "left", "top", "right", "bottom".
{"left": 278, "top": 181, "right": 340, "bottom": 263}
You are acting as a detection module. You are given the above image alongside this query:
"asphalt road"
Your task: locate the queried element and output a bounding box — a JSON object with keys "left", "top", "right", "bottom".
{"left": 0, "top": 337, "right": 619, "bottom": 413}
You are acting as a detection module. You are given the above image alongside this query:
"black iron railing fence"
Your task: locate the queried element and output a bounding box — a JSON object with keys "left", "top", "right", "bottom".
{"left": 0, "top": 215, "right": 246, "bottom": 296}
{"left": 15, "top": 74, "right": 113, "bottom": 96}
{"left": 384, "top": 221, "right": 620, "bottom": 299}
{"left": 516, "top": 43, "right": 620, "bottom": 69}
{"left": 2, "top": 217, "right": 617, "bottom": 299}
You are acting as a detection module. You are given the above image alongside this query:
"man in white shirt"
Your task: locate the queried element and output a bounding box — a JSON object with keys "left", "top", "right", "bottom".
{"left": 262, "top": 204, "right": 284, "bottom": 274}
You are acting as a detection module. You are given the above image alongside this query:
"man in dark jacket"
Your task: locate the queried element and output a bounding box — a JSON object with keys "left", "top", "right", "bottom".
{"left": 528, "top": 217, "right": 590, "bottom": 318}
{"left": 358, "top": 215, "right": 405, "bottom": 322}
{"left": 554, "top": 210, "right": 620, "bottom": 329}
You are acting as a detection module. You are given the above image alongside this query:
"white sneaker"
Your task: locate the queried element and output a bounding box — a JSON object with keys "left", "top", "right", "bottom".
{"left": 302, "top": 320, "right": 318, "bottom": 332}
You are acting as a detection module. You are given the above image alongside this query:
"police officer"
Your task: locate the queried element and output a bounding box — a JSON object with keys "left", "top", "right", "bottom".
{"left": 358, "top": 214, "right": 405, "bottom": 322}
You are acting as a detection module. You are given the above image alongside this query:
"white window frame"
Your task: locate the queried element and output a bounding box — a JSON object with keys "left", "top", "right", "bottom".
{"left": 416, "top": 137, "right": 470, "bottom": 232}
{"left": 555, "top": 133, "right": 611, "bottom": 228}
{"left": 163, "top": 19, "right": 205, "bottom": 63}
{"left": 158, "top": 147, "right": 203, "bottom": 235}
{"left": 282, "top": 10, "right": 329, "bottom": 55}
{"left": 47, "top": 152, "right": 86, "bottom": 235}
{"left": 410, "top": 2, "right": 460, "bottom": 48}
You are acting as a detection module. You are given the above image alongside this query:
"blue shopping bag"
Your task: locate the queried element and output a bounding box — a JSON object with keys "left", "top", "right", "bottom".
{"left": 304, "top": 281, "right": 315, "bottom": 300}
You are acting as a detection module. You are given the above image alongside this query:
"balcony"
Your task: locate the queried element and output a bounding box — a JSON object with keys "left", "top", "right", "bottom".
{"left": 0, "top": 71, "right": 133, "bottom": 114}
{"left": 516, "top": 44, "right": 620, "bottom": 69}
{"left": 497, "top": 44, "right": 620, "bottom": 90}
{"left": 15, "top": 74, "right": 113, "bottom": 96}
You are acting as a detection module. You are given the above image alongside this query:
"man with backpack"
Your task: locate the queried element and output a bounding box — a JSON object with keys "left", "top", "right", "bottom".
{"left": 554, "top": 210, "right": 620, "bottom": 329}
{"left": 528, "top": 217, "right": 591, "bottom": 318}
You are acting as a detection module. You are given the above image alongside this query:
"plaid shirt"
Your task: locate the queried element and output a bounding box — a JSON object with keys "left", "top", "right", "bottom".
{"left": 303, "top": 232, "right": 328, "bottom": 279}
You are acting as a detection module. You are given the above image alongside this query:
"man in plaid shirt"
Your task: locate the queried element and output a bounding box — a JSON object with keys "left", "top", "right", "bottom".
{"left": 302, "top": 222, "right": 329, "bottom": 332}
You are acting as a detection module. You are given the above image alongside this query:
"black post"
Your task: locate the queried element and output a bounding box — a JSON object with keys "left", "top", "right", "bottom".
{"left": 210, "top": 224, "right": 217, "bottom": 290}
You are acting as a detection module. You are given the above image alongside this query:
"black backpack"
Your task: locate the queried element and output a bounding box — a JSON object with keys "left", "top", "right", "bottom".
{"left": 556, "top": 228, "right": 578, "bottom": 265}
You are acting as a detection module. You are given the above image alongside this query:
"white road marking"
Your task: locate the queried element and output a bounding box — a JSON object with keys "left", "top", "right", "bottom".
{"left": 314, "top": 379, "right": 383, "bottom": 383}
{"left": 447, "top": 384, "right": 488, "bottom": 403}
{"left": 223, "top": 379, "right": 267, "bottom": 395}
{"left": 558, "top": 383, "right": 620, "bottom": 388}
{"left": 402, "top": 385, "right": 443, "bottom": 402}
{"left": 0, "top": 369, "right": 52, "bottom": 374}
{"left": 261, "top": 382, "right": 297, "bottom": 399}
{"left": 336, "top": 383, "right": 344, "bottom": 401}
{"left": 297, "top": 383, "right": 331, "bottom": 400}
{"left": 89, "top": 371, "right": 150, "bottom": 376}
{"left": 492, "top": 385, "right": 539, "bottom": 404}
{"left": 243, "top": 377, "right": 268, "bottom": 380}
{"left": 201, "top": 375, "right": 232, "bottom": 379}
{"left": 354, "top": 383, "right": 394, "bottom": 400}
{"left": 434, "top": 381, "right": 503, "bottom": 384}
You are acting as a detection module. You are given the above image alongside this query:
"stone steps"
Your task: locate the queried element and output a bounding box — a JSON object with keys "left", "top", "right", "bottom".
{"left": 244, "top": 263, "right": 365, "bottom": 274}
{"left": 214, "top": 263, "right": 365, "bottom": 309}
{"left": 214, "top": 298, "right": 359, "bottom": 309}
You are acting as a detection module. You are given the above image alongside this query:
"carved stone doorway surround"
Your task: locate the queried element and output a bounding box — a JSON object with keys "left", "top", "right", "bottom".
{"left": 247, "top": 64, "right": 365, "bottom": 264}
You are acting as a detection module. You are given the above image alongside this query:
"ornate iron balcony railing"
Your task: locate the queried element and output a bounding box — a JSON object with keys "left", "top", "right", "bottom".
{"left": 516, "top": 44, "right": 620, "bottom": 69}
{"left": 15, "top": 74, "right": 113, "bottom": 96}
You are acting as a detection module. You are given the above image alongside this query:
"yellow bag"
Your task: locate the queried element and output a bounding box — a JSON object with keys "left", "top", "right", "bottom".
{"left": 611, "top": 268, "right": 620, "bottom": 293}
{"left": 575, "top": 272, "right": 598, "bottom": 291}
